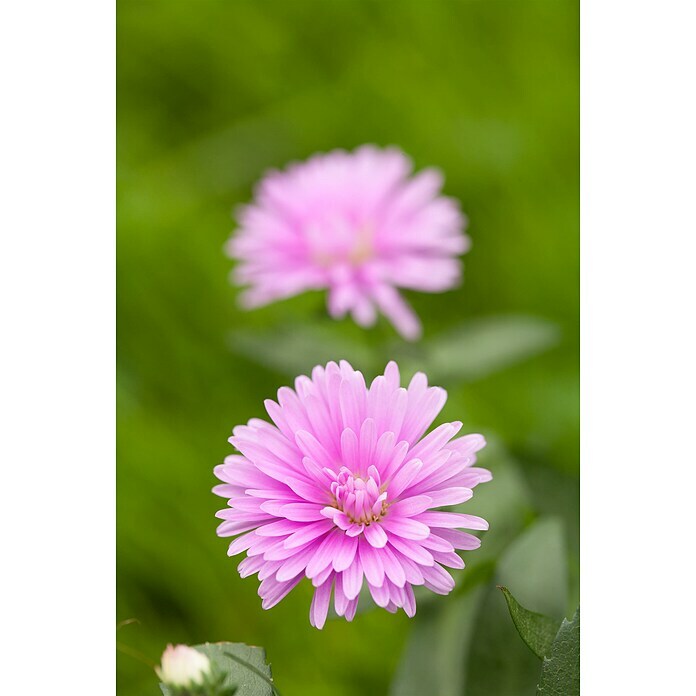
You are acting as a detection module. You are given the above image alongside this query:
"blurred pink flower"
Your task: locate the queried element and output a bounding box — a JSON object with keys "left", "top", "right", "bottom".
{"left": 214, "top": 360, "right": 491, "bottom": 629}
{"left": 226, "top": 146, "right": 470, "bottom": 340}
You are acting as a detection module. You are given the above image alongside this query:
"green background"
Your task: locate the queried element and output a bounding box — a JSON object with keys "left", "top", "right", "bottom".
{"left": 117, "top": 1, "right": 578, "bottom": 694}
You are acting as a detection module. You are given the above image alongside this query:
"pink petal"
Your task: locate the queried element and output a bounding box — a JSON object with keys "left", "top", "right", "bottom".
{"left": 432, "top": 529, "right": 482, "bottom": 550}
{"left": 359, "top": 418, "right": 377, "bottom": 465}
{"left": 381, "top": 516, "right": 430, "bottom": 540}
{"left": 227, "top": 532, "right": 257, "bottom": 557}
{"left": 403, "top": 584, "right": 417, "bottom": 617}
{"left": 340, "top": 427, "right": 359, "bottom": 471}
{"left": 332, "top": 535, "right": 359, "bottom": 572}
{"left": 387, "top": 537, "right": 434, "bottom": 566}
{"left": 416, "top": 511, "right": 489, "bottom": 530}
{"left": 342, "top": 558, "right": 364, "bottom": 600}
{"left": 344, "top": 596, "right": 359, "bottom": 622}
{"left": 386, "top": 458, "right": 423, "bottom": 498}
{"left": 369, "top": 581, "right": 391, "bottom": 608}
{"left": 333, "top": 573, "right": 350, "bottom": 616}
{"left": 259, "top": 574, "right": 303, "bottom": 609}
{"left": 311, "top": 563, "right": 335, "bottom": 587}
{"left": 363, "top": 523, "right": 388, "bottom": 548}
{"left": 431, "top": 550, "right": 465, "bottom": 569}
{"left": 422, "top": 487, "right": 473, "bottom": 507}
{"left": 408, "top": 422, "right": 462, "bottom": 462}
{"left": 238, "top": 555, "right": 265, "bottom": 578}
{"left": 309, "top": 576, "right": 334, "bottom": 629}
{"left": 421, "top": 534, "right": 454, "bottom": 553}
{"left": 359, "top": 539, "right": 385, "bottom": 587}
{"left": 255, "top": 519, "right": 305, "bottom": 537}
{"left": 388, "top": 495, "right": 433, "bottom": 517}
{"left": 383, "top": 389, "right": 409, "bottom": 440}
{"left": 283, "top": 519, "right": 335, "bottom": 549}
{"left": 371, "top": 284, "right": 422, "bottom": 341}
{"left": 275, "top": 544, "right": 317, "bottom": 582}
{"left": 420, "top": 563, "right": 455, "bottom": 595}
{"left": 379, "top": 544, "right": 407, "bottom": 587}
{"left": 306, "top": 531, "right": 345, "bottom": 579}
{"left": 295, "top": 430, "right": 335, "bottom": 471}
{"left": 278, "top": 503, "right": 325, "bottom": 522}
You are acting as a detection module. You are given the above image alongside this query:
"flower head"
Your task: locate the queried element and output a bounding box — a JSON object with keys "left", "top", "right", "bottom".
{"left": 226, "top": 146, "right": 470, "bottom": 340}
{"left": 214, "top": 360, "right": 491, "bottom": 629}
{"left": 156, "top": 644, "right": 211, "bottom": 689}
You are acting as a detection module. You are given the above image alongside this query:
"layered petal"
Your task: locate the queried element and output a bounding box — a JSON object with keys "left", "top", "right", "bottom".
{"left": 213, "top": 360, "right": 490, "bottom": 628}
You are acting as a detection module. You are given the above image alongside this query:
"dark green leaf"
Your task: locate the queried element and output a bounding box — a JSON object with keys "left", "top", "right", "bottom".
{"left": 160, "top": 643, "right": 275, "bottom": 696}
{"left": 498, "top": 586, "right": 562, "bottom": 659}
{"left": 537, "top": 609, "right": 580, "bottom": 696}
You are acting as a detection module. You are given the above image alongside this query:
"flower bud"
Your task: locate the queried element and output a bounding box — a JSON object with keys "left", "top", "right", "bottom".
{"left": 156, "top": 644, "right": 211, "bottom": 688}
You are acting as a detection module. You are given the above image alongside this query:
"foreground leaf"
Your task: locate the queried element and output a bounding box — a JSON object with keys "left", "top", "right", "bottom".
{"left": 537, "top": 609, "right": 580, "bottom": 696}
{"left": 498, "top": 586, "right": 562, "bottom": 659}
{"left": 160, "top": 643, "right": 275, "bottom": 696}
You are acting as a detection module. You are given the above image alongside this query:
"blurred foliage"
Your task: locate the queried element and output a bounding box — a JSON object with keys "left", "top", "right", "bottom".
{"left": 117, "top": 1, "right": 578, "bottom": 694}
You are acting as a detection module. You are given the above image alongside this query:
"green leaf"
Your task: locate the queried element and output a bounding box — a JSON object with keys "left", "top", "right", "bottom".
{"left": 160, "top": 643, "right": 276, "bottom": 696}
{"left": 389, "top": 586, "right": 485, "bottom": 696}
{"left": 498, "top": 586, "right": 562, "bottom": 659}
{"left": 398, "top": 315, "right": 560, "bottom": 384}
{"left": 537, "top": 609, "right": 580, "bottom": 696}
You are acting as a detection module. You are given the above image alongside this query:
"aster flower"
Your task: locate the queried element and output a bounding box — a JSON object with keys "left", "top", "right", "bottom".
{"left": 213, "top": 360, "right": 491, "bottom": 629}
{"left": 226, "top": 146, "right": 470, "bottom": 340}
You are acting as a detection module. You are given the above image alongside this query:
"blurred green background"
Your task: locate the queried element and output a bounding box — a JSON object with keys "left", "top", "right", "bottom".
{"left": 117, "top": 1, "right": 578, "bottom": 694}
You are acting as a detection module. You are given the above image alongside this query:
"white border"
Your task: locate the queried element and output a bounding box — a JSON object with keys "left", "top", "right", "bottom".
{"left": 582, "top": 0, "right": 696, "bottom": 692}
{"left": 1, "top": 0, "right": 695, "bottom": 692}
{"left": 0, "top": 1, "right": 115, "bottom": 693}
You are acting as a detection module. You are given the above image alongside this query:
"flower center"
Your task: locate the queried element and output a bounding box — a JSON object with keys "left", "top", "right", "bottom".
{"left": 330, "top": 466, "right": 387, "bottom": 525}
{"left": 311, "top": 224, "right": 375, "bottom": 268}
{"left": 347, "top": 225, "right": 374, "bottom": 264}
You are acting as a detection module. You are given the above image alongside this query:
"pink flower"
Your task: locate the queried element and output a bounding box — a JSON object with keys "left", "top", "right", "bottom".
{"left": 226, "top": 146, "right": 470, "bottom": 340}
{"left": 214, "top": 361, "right": 491, "bottom": 629}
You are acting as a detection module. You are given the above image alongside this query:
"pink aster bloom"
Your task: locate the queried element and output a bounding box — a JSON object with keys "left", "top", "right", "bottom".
{"left": 226, "top": 146, "right": 470, "bottom": 340}
{"left": 213, "top": 360, "right": 491, "bottom": 629}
